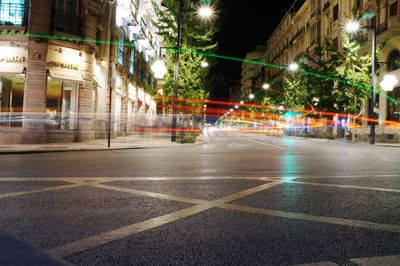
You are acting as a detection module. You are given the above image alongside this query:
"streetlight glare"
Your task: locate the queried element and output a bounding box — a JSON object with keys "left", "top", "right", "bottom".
{"left": 380, "top": 74, "right": 399, "bottom": 92}
{"left": 288, "top": 63, "right": 299, "bottom": 72}
{"left": 262, "top": 83, "right": 270, "bottom": 90}
{"left": 151, "top": 60, "right": 167, "bottom": 79}
{"left": 240, "top": 100, "right": 244, "bottom": 105}
{"left": 249, "top": 94, "right": 255, "bottom": 100}
{"left": 345, "top": 20, "right": 361, "bottom": 33}
{"left": 197, "top": 5, "right": 214, "bottom": 20}
{"left": 200, "top": 61, "right": 209, "bottom": 68}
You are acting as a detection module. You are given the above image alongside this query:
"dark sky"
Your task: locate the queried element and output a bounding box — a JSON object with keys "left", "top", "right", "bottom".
{"left": 212, "top": 1, "right": 296, "bottom": 100}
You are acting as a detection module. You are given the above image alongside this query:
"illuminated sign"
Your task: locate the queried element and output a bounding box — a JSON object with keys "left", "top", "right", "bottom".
{"left": 0, "top": 56, "right": 25, "bottom": 63}
{"left": 47, "top": 61, "right": 78, "bottom": 70}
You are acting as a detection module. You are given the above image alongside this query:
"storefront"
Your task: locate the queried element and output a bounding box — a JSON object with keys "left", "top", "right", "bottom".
{"left": 0, "top": 46, "right": 27, "bottom": 127}
{"left": 46, "top": 45, "right": 83, "bottom": 131}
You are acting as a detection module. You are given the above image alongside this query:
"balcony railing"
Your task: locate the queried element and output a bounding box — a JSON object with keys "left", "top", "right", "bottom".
{"left": 0, "top": 3, "right": 28, "bottom": 26}
{"left": 53, "top": 9, "right": 83, "bottom": 37}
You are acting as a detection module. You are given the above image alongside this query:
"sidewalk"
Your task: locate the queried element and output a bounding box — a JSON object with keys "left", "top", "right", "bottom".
{"left": 0, "top": 134, "right": 207, "bottom": 154}
{"left": 283, "top": 136, "right": 400, "bottom": 147}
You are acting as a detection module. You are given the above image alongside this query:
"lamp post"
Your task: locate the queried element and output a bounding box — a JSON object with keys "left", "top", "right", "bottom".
{"left": 345, "top": 20, "right": 377, "bottom": 144}
{"left": 171, "top": 1, "right": 214, "bottom": 142}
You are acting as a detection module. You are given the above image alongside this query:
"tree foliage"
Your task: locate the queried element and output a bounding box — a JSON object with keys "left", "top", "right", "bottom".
{"left": 153, "top": 0, "right": 218, "bottom": 114}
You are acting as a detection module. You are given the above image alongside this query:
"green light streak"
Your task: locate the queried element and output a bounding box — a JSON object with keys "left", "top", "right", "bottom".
{"left": 0, "top": 32, "right": 136, "bottom": 47}
{"left": 1, "top": 32, "right": 397, "bottom": 105}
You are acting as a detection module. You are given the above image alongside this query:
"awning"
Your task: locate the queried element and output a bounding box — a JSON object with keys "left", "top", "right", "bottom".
{"left": 0, "top": 65, "right": 24, "bottom": 74}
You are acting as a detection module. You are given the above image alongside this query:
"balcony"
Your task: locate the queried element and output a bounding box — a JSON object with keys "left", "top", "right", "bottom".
{"left": 53, "top": 9, "right": 83, "bottom": 37}
{"left": 0, "top": 2, "right": 28, "bottom": 26}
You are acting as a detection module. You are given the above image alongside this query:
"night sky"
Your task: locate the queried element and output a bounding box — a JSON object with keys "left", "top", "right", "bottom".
{"left": 212, "top": 1, "right": 296, "bottom": 100}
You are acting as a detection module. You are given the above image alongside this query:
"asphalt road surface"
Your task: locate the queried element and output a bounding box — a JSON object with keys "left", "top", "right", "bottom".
{"left": 0, "top": 131, "right": 400, "bottom": 265}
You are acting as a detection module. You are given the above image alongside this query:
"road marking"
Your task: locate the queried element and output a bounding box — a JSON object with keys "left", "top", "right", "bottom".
{"left": 293, "top": 262, "right": 339, "bottom": 266}
{"left": 0, "top": 183, "right": 84, "bottom": 199}
{"left": 289, "top": 180, "right": 400, "bottom": 193}
{"left": 90, "top": 183, "right": 207, "bottom": 205}
{"left": 239, "top": 138, "right": 285, "bottom": 149}
{"left": 227, "top": 143, "right": 251, "bottom": 147}
{"left": 221, "top": 204, "right": 400, "bottom": 233}
{"left": 0, "top": 176, "right": 276, "bottom": 182}
{"left": 48, "top": 204, "right": 214, "bottom": 258}
{"left": 48, "top": 180, "right": 285, "bottom": 258}
{"left": 350, "top": 255, "right": 400, "bottom": 266}
{"left": 293, "top": 174, "right": 400, "bottom": 179}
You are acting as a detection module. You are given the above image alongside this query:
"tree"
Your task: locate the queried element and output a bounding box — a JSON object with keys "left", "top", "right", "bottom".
{"left": 153, "top": 0, "right": 218, "bottom": 116}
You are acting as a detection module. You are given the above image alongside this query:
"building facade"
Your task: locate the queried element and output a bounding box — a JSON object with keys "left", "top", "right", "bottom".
{"left": 257, "top": 0, "right": 400, "bottom": 142}
{"left": 0, "top": 0, "right": 162, "bottom": 144}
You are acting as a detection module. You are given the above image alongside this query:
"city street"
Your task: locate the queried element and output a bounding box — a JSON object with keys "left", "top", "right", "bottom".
{"left": 0, "top": 131, "right": 400, "bottom": 265}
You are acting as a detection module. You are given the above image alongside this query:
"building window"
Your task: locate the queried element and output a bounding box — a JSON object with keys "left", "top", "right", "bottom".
{"left": 333, "top": 4, "right": 339, "bottom": 22}
{"left": 388, "top": 50, "right": 400, "bottom": 71}
{"left": 0, "top": 0, "right": 27, "bottom": 26}
{"left": 333, "top": 37, "right": 339, "bottom": 50}
{"left": 390, "top": 2, "right": 398, "bottom": 17}
{"left": 129, "top": 49, "right": 135, "bottom": 74}
{"left": 53, "top": 0, "right": 83, "bottom": 36}
{"left": 355, "top": 0, "right": 363, "bottom": 9}
{"left": 46, "top": 80, "right": 79, "bottom": 130}
{"left": 387, "top": 87, "right": 400, "bottom": 121}
{"left": 0, "top": 74, "right": 25, "bottom": 127}
{"left": 117, "top": 31, "right": 124, "bottom": 66}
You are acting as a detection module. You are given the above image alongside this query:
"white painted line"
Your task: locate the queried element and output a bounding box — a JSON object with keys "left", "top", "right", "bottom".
{"left": 239, "top": 138, "right": 285, "bottom": 150}
{"left": 48, "top": 204, "right": 214, "bottom": 258}
{"left": 222, "top": 204, "right": 400, "bottom": 233}
{"left": 0, "top": 176, "right": 276, "bottom": 182}
{"left": 90, "top": 183, "right": 207, "bottom": 205}
{"left": 0, "top": 183, "right": 84, "bottom": 199}
{"left": 289, "top": 180, "right": 400, "bottom": 193}
{"left": 48, "top": 180, "right": 283, "bottom": 258}
{"left": 293, "top": 175, "right": 400, "bottom": 180}
{"left": 292, "top": 262, "right": 339, "bottom": 266}
{"left": 350, "top": 255, "right": 400, "bottom": 266}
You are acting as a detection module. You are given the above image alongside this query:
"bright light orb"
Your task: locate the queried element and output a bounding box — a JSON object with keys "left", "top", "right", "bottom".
{"left": 345, "top": 20, "right": 361, "bottom": 33}
{"left": 200, "top": 61, "right": 209, "bottom": 68}
{"left": 151, "top": 60, "right": 167, "bottom": 79}
{"left": 197, "top": 5, "right": 214, "bottom": 20}
{"left": 288, "top": 63, "right": 299, "bottom": 72}
{"left": 249, "top": 94, "right": 255, "bottom": 100}
{"left": 380, "top": 74, "right": 399, "bottom": 92}
{"left": 262, "top": 83, "right": 270, "bottom": 90}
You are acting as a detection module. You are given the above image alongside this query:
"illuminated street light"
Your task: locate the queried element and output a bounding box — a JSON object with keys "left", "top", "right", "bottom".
{"left": 151, "top": 59, "right": 167, "bottom": 79}
{"left": 200, "top": 60, "right": 209, "bottom": 68}
{"left": 344, "top": 20, "right": 361, "bottom": 33}
{"left": 197, "top": 4, "right": 214, "bottom": 20}
{"left": 230, "top": 108, "right": 234, "bottom": 112}
{"left": 249, "top": 94, "right": 255, "bottom": 100}
{"left": 234, "top": 105, "right": 239, "bottom": 109}
{"left": 262, "top": 83, "right": 270, "bottom": 90}
{"left": 288, "top": 63, "right": 299, "bottom": 72}
{"left": 240, "top": 100, "right": 244, "bottom": 105}
{"left": 203, "top": 104, "right": 207, "bottom": 108}
{"left": 380, "top": 74, "right": 399, "bottom": 92}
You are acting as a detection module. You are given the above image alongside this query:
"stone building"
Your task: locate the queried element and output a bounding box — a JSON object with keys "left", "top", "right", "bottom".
{"left": 251, "top": 0, "right": 400, "bottom": 142}
{"left": 0, "top": 0, "right": 162, "bottom": 144}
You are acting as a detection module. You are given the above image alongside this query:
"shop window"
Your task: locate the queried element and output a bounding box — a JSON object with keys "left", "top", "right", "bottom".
{"left": 390, "top": 2, "right": 398, "bottom": 17}
{"left": 387, "top": 87, "right": 400, "bottom": 121}
{"left": 129, "top": 49, "right": 135, "bottom": 75}
{"left": 0, "top": 0, "right": 27, "bottom": 26}
{"left": 53, "top": 0, "right": 83, "bottom": 36}
{"left": 117, "top": 31, "right": 125, "bottom": 66}
{"left": 388, "top": 50, "right": 400, "bottom": 71}
{"left": 0, "top": 75, "right": 25, "bottom": 127}
{"left": 46, "top": 79, "right": 78, "bottom": 130}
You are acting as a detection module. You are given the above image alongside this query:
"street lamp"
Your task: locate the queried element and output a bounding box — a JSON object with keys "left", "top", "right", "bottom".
{"left": 240, "top": 100, "right": 244, "bottom": 105}
{"left": 200, "top": 60, "right": 209, "bottom": 68}
{"left": 345, "top": 19, "right": 377, "bottom": 144}
{"left": 249, "top": 94, "right": 255, "bottom": 100}
{"left": 380, "top": 74, "right": 399, "bottom": 92}
{"left": 288, "top": 62, "right": 299, "bottom": 72}
{"left": 170, "top": 1, "right": 214, "bottom": 142}
{"left": 151, "top": 59, "right": 167, "bottom": 79}
{"left": 262, "top": 83, "right": 270, "bottom": 90}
